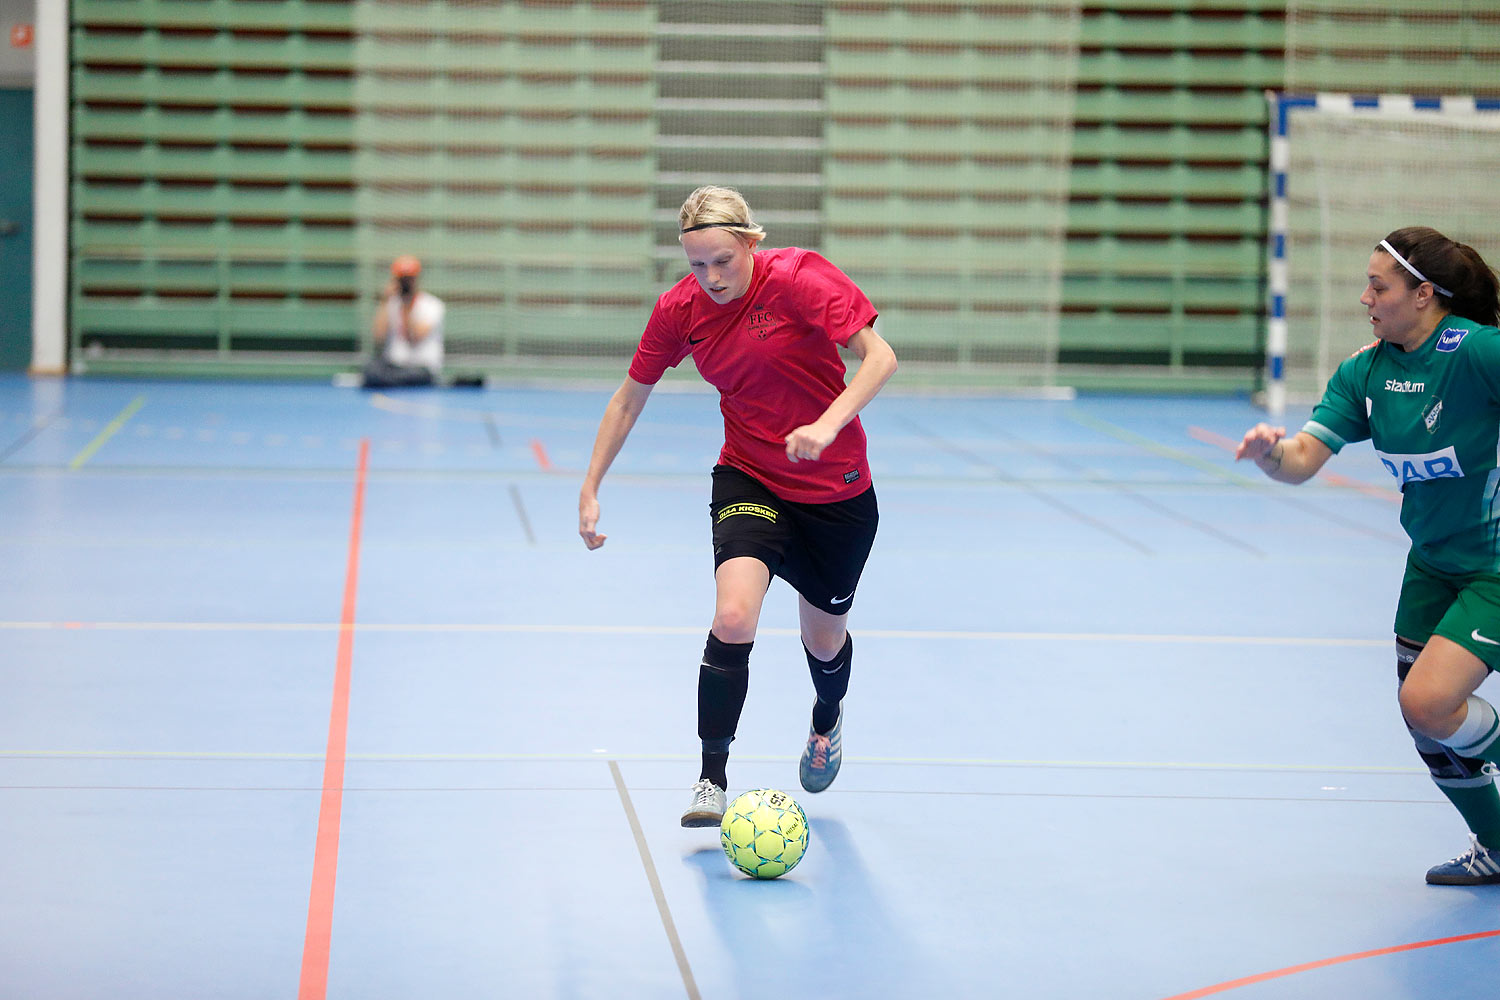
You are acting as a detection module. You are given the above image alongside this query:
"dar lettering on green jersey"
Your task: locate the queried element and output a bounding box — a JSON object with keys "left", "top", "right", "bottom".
{"left": 1303, "top": 317, "right": 1500, "bottom": 575}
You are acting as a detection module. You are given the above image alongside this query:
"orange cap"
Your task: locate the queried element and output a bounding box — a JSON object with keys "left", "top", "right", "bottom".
{"left": 391, "top": 255, "right": 422, "bottom": 277}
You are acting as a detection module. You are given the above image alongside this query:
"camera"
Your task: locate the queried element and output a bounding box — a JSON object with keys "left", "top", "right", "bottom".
{"left": 397, "top": 275, "right": 416, "bottom": 299}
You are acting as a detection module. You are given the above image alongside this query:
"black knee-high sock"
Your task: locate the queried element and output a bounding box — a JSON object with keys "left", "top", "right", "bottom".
{"left": 698, "top": 632, "right": 752, "bottom": 790}
{"left": 805, "top": 634, "right": 852, "bottom": 735}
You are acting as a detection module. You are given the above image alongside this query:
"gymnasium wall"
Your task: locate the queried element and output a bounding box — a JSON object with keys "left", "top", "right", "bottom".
{"left": 0, "top": 0, "right": 36, "bottom": 86}
{"left": 65, "top": 0, "right": 1500, "bottom": 389}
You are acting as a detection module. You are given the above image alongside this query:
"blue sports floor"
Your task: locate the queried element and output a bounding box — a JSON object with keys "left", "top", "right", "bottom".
{"left": 3, "top": 373, "right": 1499, "bottom": 999}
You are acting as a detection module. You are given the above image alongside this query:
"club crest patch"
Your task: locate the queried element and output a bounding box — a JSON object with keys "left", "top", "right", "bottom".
{"left": 1436, "top": 327, "right": 1468, "bottom": 353}
{"left": 1424, "top": 398, "right": 1443, "bottom": 432}
{"left": 746, "top": 305, "right": 776, "bottom": 341}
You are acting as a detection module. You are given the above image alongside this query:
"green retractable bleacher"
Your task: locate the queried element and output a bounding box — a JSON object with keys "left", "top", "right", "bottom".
{"left": 70, "top": 0, "right": 1494, "bottom": 386}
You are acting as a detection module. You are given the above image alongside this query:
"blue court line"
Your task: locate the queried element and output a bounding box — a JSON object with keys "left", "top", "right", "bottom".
{"left": 967, "top": 412, "right": 1265, "bottom": 556}
{"left": 1189, "top": 424, "right": 1401, "bottom": 510}
{"left": 0, "top": 413, "right": 56, "bottom": 464}
{"left": 1068, "top": 411, "right": 1257, "bottom": 485}
{"left": 366, "top": 392, "right": 613, "bottom": 433}
{"left": 1070, "top": 411, "right": 1405, "bottom": 543}
{"left": 508, "top": 484, "right": 537, "bottom": 544}
{"left": 896, "top": 414, "right": 1153, "bottom": 554}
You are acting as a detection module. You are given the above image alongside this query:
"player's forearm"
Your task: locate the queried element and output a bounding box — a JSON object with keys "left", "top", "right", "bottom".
{"left": 821, "top": 332, "right": 897, "bottom": 432}
{"left": 581, "top": 385, "right": 648, "bottom": 495}
{"left": 1256, "top": 435, "right": 1322, "bottom": 485}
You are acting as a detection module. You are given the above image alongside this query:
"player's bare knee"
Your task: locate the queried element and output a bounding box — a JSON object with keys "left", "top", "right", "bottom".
{"left": 1397, "top": 679, "right": 1427, "bottom": 725}
{"left": 712, "top": 606, "right": 759, "bottom": 643}
{"left": 1396, "top": 640, "right": 1453, "bottom": 735}
{"left": 801, "top": 630, "right": 846, "bottom": 663}
{"left": 1399, "top": 680, "right": 1452, "bottom": 738}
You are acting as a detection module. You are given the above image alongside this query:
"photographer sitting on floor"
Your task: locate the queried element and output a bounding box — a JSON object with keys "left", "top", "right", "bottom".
{"left": 360, "top": 254, "right": 445, "bottom": 388}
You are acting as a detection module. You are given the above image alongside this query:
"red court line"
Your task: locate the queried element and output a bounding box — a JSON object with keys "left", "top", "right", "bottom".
{"left": 530, "top": 437, "right": 552, "bottom": 470}
{"left": 1160, "top": 927, "right": 1500, "bottom": 999}
{"left": 297, "top": 438, "right": 369, "bottom": 1000}
{"left": 1185, "top": 426, "right": 1243, "bottom": 452}
{"left": 1187, "top": 425, "right": 1399, "bottom": 504}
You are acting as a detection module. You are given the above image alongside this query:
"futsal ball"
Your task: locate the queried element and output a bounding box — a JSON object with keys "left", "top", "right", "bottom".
{"left": 719, "top": 788, "right": 810, "bottom": 879}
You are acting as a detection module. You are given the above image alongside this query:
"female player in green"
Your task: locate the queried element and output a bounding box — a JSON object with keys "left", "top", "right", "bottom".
{"left": 578, "top": 186, "right": 898, "bottom": 826}
{"left": 1237, "top": 226, "right": 1500, "bottom": 884}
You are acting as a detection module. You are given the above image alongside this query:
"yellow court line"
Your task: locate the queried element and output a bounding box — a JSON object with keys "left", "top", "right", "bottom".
{"left": 0, "top": 619, "right": 1388, "bottom": 647}
{"left": 69, "top": 395, "right": 146, "bottom": 469}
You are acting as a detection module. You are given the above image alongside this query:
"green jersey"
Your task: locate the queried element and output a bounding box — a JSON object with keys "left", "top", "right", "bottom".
{"left": 1304, "top": 316, "right": 1500, "bottom": 575}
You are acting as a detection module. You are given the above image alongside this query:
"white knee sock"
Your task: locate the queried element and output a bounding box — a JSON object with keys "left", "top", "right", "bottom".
{"left": 1439, "top": 696, "right": 1500, "bottom": 759}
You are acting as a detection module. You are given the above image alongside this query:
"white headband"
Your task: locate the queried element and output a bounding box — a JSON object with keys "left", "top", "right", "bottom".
{"left": 1380, "top": 239, "right": 1454, "bottom": 298}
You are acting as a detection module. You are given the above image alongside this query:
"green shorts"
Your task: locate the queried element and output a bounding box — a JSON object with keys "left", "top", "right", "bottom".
{"left": 1394, "top": 551, "right": 1500, "bottom": 670}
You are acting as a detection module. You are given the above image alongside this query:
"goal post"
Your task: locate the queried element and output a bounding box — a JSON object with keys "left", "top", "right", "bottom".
{"left": 1265, "top": 92, "right": 1500, "bottom": 416}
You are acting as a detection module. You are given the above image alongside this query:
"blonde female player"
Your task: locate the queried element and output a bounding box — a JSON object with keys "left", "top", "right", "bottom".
{"left": 578, "top": 185, "right": 898, "bottom": 826}
{"left": 1237, "top": 226, "right": 1500, "bottom": 884}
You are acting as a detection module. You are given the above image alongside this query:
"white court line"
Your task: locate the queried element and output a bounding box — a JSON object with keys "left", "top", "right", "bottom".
{"left": 0, "top": 748, "right": 1424, "bottom": 774}
{"left": 368, "top": 392, "right": 713, "bottom": 437}
{"left": 3, "top": 624, "right": 1393, "bottom": 770}
{"left": 0, "top": 620, "right": 1389, "bottom": 647}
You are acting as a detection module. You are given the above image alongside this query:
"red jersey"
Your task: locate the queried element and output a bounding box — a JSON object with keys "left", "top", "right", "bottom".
{"left": 629, "top": 247, "right": 878, "bottom": 503}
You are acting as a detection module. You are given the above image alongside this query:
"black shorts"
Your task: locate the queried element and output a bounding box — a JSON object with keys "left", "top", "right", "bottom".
{"left": 709, "top": 464, "right": 879, "bottom": 615}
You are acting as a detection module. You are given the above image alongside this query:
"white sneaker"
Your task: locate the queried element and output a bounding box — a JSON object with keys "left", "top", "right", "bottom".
{"left": 681, "top": 778, "right": 727, "bottom": 828}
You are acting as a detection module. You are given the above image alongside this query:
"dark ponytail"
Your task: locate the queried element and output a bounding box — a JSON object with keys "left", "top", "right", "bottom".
{"left": 1380, "top": 226, "right": 1500, "bottom": 328}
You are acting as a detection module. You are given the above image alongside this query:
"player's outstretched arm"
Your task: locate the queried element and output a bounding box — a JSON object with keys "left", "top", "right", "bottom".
{"left": 785, "top": 326, "right": 897, "bottom": 463}
{"left": 579, "top": 376, "right": 654, "bottom": 549}
{"left": 1234, "top": 424, "right": 1332, "bottom": 485}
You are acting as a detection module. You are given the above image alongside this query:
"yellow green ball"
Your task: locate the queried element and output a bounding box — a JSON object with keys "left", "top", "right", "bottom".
{"left": 719, "top": 788, "right": 809, "bottom": 879}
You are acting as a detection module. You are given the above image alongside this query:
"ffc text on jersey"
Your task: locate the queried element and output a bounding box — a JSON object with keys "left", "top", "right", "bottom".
{"left": 746, "top": 306, "right": 776, "bottom": 341}
{"left": 1375, "top": 446, "right": 1464, "bottom": 485}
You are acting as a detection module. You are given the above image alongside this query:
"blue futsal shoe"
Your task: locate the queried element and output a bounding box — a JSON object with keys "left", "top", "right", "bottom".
{"left": 799, "top": 706, "right": 843, "bottom": 793}
{"left": 1426, "top": 835, "right": 1500, "bottom": 885}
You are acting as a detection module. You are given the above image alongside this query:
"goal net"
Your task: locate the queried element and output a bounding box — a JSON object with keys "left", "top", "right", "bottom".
{"left": 1267, "top": 94, "right": 1500, "bottom": 413}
